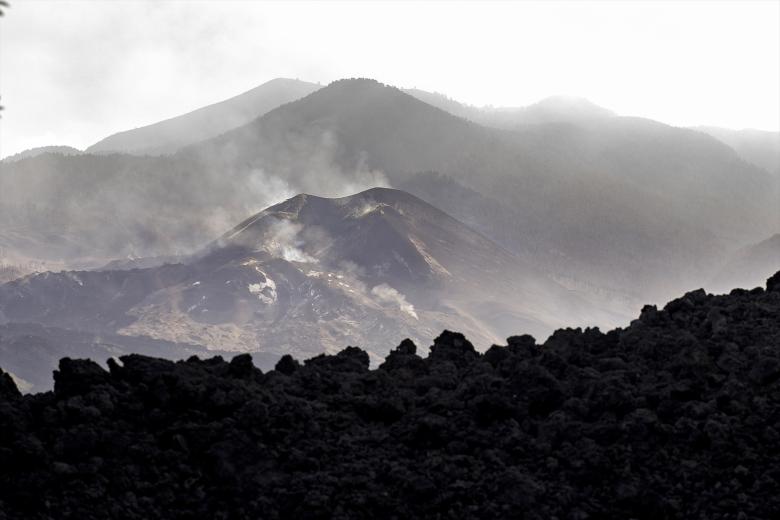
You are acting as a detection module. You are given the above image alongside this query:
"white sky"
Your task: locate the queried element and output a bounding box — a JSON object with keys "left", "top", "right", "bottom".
{"left": 1, "top": 0, "right": 778, "bottom": 158}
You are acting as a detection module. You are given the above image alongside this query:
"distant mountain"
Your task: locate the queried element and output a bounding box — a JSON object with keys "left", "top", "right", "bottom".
{"left": 401, "top": 88, "right": 479, "bottom": 120}
{"left": 1, "top": 78, "right": 777, "bottom": 305}
{"left": 694, "top": 126, "right": 780, "bottom": 176}
{"left": 404, "top": 88, "right": 778, "bottom": 183}
{"left": 0, "top": 188, "right": 624, "bottom": 380}
{"left": 1, "top": 145, "right": 82, "bottom": 163}
{"left": 709, "top": 233, "right": 780, "bottom": 293}
{"left": 86, "top": 78, "right": 321, "bottom": 155}
{"left": 403, "top": 89, "right": 615, "bottom": 128}
{"left": 193, "top": 78, "right": 776, "bottom": 299}
{"left": 507, "top": 95, "right": 616, "bottom": 124}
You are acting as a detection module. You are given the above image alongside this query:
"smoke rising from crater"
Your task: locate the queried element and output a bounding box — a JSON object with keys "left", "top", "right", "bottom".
{"left": 263, "top": 219, "right": 317, "bottom": 263}
{"left": 0, "top": 126, "right": 392, "bottom": 266}
{"left": 371, "top": 283, "right": 418, "bottom": 320}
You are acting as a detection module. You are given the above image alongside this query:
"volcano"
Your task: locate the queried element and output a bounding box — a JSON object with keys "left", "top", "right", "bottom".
{"left": 0, "top": 189, "right": 622, "bottom": 383}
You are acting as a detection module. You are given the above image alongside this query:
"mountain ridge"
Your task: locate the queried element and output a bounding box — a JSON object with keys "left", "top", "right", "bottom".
{"left": 0, "top": 187, "right": 625, "bottom": 385}
{"left": 693, "top": 126, "right": 780, "bottom": 176}
{"left": 710, "top": 233, "right": 780, "bottom": 293}
{"left": 1, "top": 145, "right": 82, "bottom": 163}
{"left": 402, "top": 89, "right": 616, "bottom": 128}
{"left": 87, "top": 78, "right": 320, "bottom": 155}
{"left": 2, "top": 77, "right": 777, "bottom": 308}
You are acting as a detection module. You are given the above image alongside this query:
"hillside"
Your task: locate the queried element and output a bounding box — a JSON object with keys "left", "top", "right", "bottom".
{"left": 86, "top": 78, "right": 320, "bottom": 155}
{"left": 710, "top": 233, "right": 780, "bottom": 293}
{"left": 1, "top": 78, "right": 777, "bottom": 304}
{"left": 161, "top": 79, "right": 780, "bottom": 298}
{"left": 0, "top": 188, "right": 623, "bottom": 378}
{"left": 1, "top": 272, "right": 778, "bottom": 518}
{"left": 404, "top": 89, "right": 616, "bottom": 128}
{"left": 695, "top": 126, "right": 780, "bottom": 176}
{"left": 0, "top": 146, "right": 82, "bottom": 163}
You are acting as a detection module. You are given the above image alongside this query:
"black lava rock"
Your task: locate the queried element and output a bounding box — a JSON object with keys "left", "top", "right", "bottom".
{"left": 0, "top": 272, "right": 779, "bottom": 519}
{"left": 0, "top": 367, "right": 20, "bottom": 399}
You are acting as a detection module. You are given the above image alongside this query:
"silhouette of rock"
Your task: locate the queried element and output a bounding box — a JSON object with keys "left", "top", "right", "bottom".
{"left": 0, "top": 368, "right": 19, "bottom": 399}
{"left": 0, "top": 272, "right": 779, "bottom": 518}
{"left": 53, "top": 358, "right": 110, "bottom": 396}
{"left": 767, "top": 270, "right": 780, "bottom": 292}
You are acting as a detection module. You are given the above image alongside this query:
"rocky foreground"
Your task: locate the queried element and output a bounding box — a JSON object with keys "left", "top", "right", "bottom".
{"left": 1, "top": 274, "right": 779, "bottom": 519}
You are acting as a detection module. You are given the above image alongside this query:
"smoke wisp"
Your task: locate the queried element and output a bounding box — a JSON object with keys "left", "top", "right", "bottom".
{"left": 371, "top": 283, "right": 418, "bottom": 319}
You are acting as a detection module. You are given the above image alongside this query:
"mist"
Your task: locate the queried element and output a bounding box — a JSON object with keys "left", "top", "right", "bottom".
{"left": 0, "top": 2, "right": 777, "bottom": 385}
{"left": 1, "top": 2, "right": 779, "bottom": 516}
{"left": 2, "top": 1, "right": 779, "bottom": 160}
{"left": 0, "top": 121, "right": 392, "bottom": 269}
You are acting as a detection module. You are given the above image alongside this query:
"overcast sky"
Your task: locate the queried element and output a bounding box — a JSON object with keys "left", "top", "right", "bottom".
{"left": 1, "top": 0, "right": 778, "bottom": 158}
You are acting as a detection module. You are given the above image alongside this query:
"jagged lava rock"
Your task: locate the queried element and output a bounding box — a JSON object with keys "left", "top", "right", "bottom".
{"left": 0, "top": 273, "right": 779, "bottom": 519}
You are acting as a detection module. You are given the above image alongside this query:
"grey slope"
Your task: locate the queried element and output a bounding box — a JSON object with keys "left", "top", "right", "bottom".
{"left": 3, "top": 78, "right": 777, "bottom": 307}
{"left": 693, "top": 126, "right": 780, "bottom": 177}
{"left": 87, "top": 78, "right": 321, "bottom": 155}
{"left": 403, "top": 88, "right": 615, "bottom": 128}
{"left": 709, "top": 233, "right": 780, "bottom": 293}
{"left": 1, "top": 146, "right": 82, "bottom": 163}
{"left": 0, "top": 188, "right": 623, "bottom": 378}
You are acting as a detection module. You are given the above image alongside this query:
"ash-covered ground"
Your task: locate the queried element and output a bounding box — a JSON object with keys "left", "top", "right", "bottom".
{"left": 1, "top": 272, "right": 779, "bottom": 519}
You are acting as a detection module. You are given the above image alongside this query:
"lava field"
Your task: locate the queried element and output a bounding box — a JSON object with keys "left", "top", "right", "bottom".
{"left": 1, "top": 272, "right": 779, "bottom": 519}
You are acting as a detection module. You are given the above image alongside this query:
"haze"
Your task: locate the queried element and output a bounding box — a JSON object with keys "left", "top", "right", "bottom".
{"left": 1, "top": 0, "right": 778, "bottom": 158}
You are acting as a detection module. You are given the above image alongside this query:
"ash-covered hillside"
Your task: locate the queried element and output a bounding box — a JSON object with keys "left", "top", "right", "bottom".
{"left": 3, "top": 79, "right": 776, "bottom": 306}
{"left": 1, "top": 273, "right": 778, "bottom": 519}
{"left": 0, "top": 188, "right": 623, "bottom": 379}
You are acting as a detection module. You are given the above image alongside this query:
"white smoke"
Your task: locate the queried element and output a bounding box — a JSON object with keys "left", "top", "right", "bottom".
{"left": 289, "top": 131, "right": 388, "bottom": 196}
{"left": 244, "top": 167, "right": 297, "bottom": 212}
{"left": 264, "top": 218, "right": 317, "bottom": 263}
{"left": 371, "top": 283, "right": 418, "bottom": 319}
{"left": 0, "top": 110, "right": 395, "bottom": 268}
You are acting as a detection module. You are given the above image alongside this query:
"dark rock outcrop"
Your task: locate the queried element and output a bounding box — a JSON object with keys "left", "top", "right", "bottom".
{"left": 0, "top": 368, "right": 20, "bottom": 400}
{"left": 1, "top": 273, "right": 779, "bottom": 519}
